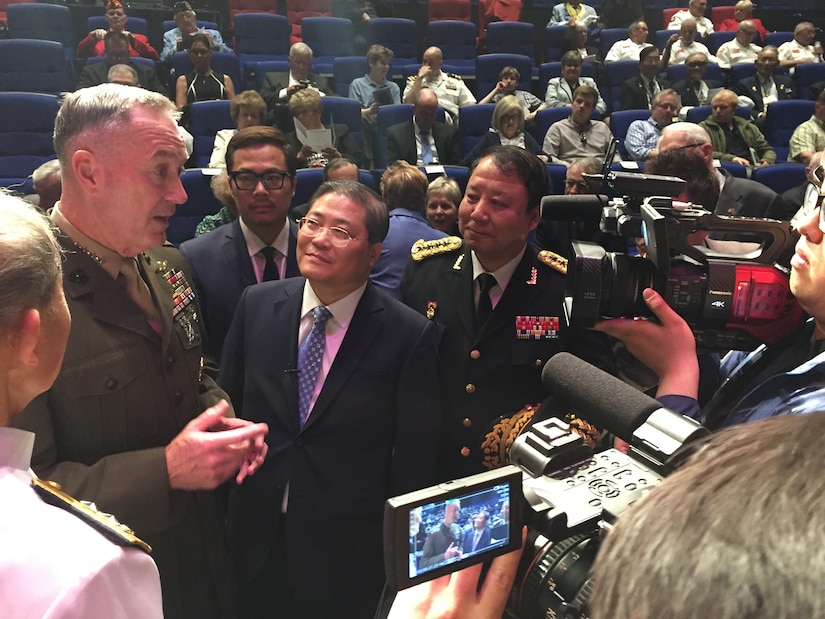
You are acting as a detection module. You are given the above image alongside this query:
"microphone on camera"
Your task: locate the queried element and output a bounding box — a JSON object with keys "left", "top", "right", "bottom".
{"left": 541, "top": 352, "right": 708, "bottom": 461}
{"left": 540, "top": 194, "right": 606, "bottom": 222}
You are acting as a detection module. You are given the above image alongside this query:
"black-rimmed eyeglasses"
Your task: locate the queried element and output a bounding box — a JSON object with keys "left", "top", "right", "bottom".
{"left": 298, "top": 217, "right": 356, "bottom": 247}
{"left": 229, "top": 170, "right": 292, "bottom": 191}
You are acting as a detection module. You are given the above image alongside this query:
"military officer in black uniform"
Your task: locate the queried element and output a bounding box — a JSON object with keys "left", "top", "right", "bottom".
{"left": 401, "top": 146, "right": 615, "bottom": 481}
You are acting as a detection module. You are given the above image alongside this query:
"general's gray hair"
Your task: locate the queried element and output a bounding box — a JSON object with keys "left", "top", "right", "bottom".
{"left": 54, "top": 84, "right": 179, "bottom": 164}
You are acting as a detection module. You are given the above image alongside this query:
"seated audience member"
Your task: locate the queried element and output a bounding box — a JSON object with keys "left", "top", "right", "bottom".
{"left": 333, "top": 0, "right": 381, "bottom": 55}
{"left": 790, "top": 91, "right": 825, "bottom": 164}
{"left": 545, "top": 51, "right": 607, "bottom": 115}
{"left": 27, "top": 160, "right": 62, "bottom": 211}
{"left": 76, "top": 31, "right": 165, "bottom": 93}
{"left": 386, "top": 89, "right": 461, "bottom": 166}
{"left": 106, "top": 64, "right": 194, "bottom": 158}
{"left": 783, "top": 151, "right": 824, "bottom": 222}
{"left": 620, "top": 46, "right": 669, "bottom": 110}
{"left": 478, "top": 66, "right": 547, "bottom": 124}
{"left": 536, "top": 156, "right": 627, "bottom": 257}
{"left": 0, "top": 192, "right": 165, "bottom": 619}
{"left": 289, "top": 157, "right": 361, "bottom": 222}
{"left": 649, "top": 122, "right": 786, "bottom": 218}
{"left": 479, "top": 0, "right": 522, "bottom": 34}
{"left": 209, "top": 90, "right": 267, "bottom": 168}
{"left": 667, "top": 0, "right": 713, "bottom": 37}
{"left": 175, "top": 33, "right": 235, "bottom": 111}
{"left": 259, "top": 43, "right": 334, "bottom": 117}
{"left": 625, "top": 89, "right": 680, "bottom": 161}
{"left": 196, "top": 172, "right": 237, "bottom": 236}
{"left": 543, "top": 85, "right": 616, "bottom": 165}
{"left": 778, "top": 22, "right": 819, "bottom": 70}
{"left": 403, "top": 47, "right": 477, "bottom": 124}
{"left": 562, "top": 22, "right": 600, "bottom": 63}
{"left": 671, "top": 53, "right": 722, "bottom": 108}
{"left": 463, "top": 95, "right": 546, "bottom": 167}
{"left": 733, "top": 47, "right": 795, "bottom": 125}
{"left": 547, "top": 0, "right": 597, "bottom": 27}
{"left": 286, "top": 88, "right": 364, "bottom": 169}
{"left": 715, "top": 19, "right": 762, "bottom": 69}
{"left": 718, "top": 0, "right": 768, "bottom": 42}
{"left": 349, "top": 44, "right": 401, "bottom": 120}
{"left": 661, "top": 18, "right": 717, "bottom": 67}
{"left": 179, "top": 127, "right": 300, "bottom": 361}
{"left": 604, "top": 20, "right": 650, "bottom": 63}
{"left": 370, "top": 162, "right": 447, "bottom": 298}
{"left": 160, "top": 1, "right": 231, "bottom": 63}
{"left": 425, "top": 176, "right": 461, "bottom": 235}
{"left": 591, "top": 414, "right": 825, "bottom": 619}
{"left": 77, "top": 0, "right": 157, "bottom": 60}
{"left": 699, "top": 89, "right": 775, "bottom": 166}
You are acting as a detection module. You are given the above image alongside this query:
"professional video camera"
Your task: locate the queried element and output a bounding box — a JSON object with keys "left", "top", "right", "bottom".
{"left": 541, "top": 146, "right": 803, "bottom": 350}
{"left": 383, "top": 353, "right": 710, "bottom": 619}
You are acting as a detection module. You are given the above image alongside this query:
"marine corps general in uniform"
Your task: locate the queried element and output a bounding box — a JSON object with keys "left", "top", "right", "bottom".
{"left": 400, "top": 147, "right": 614, "bottom": 481}
{"left": 403, "top": 46, "right": 477, "bottom": 123}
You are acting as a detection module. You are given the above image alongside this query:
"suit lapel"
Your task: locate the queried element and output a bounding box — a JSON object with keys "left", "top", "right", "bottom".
{"left": 301, "top": 284, "right": 383, "bottom": 431}
{"left": 442, "top": 247, "right": 476, "bottom": 343}
{"left": 225, "top": 219, "right": 258, "bottom": 286}
{"left": 285, "top": 220, "right": 300, "bottom": 277}
{"left": 271, "top": 282, "right": 304, "bottom": 434}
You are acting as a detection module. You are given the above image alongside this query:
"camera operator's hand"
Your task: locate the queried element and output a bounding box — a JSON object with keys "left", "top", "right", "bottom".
{"left": 594, "top": 288, "right": 699, "bottom": 399}
{"left": 388, "top": 531, "right": 524, "bottom": 619}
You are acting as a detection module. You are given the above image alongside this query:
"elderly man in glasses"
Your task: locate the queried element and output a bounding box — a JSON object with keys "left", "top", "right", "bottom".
{"left": 179, "top": 127, "right": 302, "bottom": 362}
{"left": 219, "top": 179, "right": 441, "bottom": 619}
{"left": 625, "top": 89, "right": 680, "bottom": 161}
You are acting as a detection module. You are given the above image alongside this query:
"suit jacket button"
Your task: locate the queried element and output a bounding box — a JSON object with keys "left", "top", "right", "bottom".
{"left": 295, "top": 438, "right": 304, "bottom": 448}
{"left": 469, "top": 349, "right": 481, "bottom": 360}
{"left": 460, "top": 447, "right": 470, "bottom": 457}
{"left": 463, "top": 418, "right": 472, "bottom": 427}
{"left": 166, "top": 355, "right": 176, "bottom": 369}
{"left": 105, "top": 377, "right": 118, "bottom": 390}
{"left": 172, "top": 390, "right": 182, "bottom": 405}
{"left": 534, "top": 358, "right": 543, "bottom": 367}
{"left": 465, "top": 383, "right": 476, "bottom": 394}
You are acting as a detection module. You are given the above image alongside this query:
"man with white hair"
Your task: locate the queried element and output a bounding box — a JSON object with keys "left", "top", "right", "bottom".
{"left": 604, "top": 20, "right": 649, "bottom": 63}
{"left": 716, "top": 19, "right": 762, "bottom": 69}
{"left": 778, "top": 22, "right": 819, "bottom": 70}
{"left": 661, "top": 18, "right": 717, "bottom": 66}
{"left": 259, "top": 42, "right": 334, "bottom": 113}
{"left": 667, "top": 0, "right": 714, "bottom": 37}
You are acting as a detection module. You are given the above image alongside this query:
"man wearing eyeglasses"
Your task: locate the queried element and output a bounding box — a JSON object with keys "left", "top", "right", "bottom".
{"left": 671, "top": 52, "right": 723, "bottom": 108}
{"left": 625, "top": 89, "right": 680, "bottom": 162}
{"left": 180, "top": 127, "right": 301, "bottom": 362}
{"left": 219, "top": 180, "right": 441, "bottom": 619}
{"left": 76, "top": 31, "right": 165, "bottom": 93}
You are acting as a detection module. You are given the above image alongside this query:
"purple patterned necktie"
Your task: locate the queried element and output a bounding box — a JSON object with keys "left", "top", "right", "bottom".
{"left": 297, "top": 306, "right": 332, "bottom": 426}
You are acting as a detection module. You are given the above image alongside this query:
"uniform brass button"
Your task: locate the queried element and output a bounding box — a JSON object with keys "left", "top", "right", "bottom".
{"left": 463, "top": 418, "right": 472, "bottom": 427}
{"left": 105, "top": 377, "right": 118, "bottom": 391}
{"left": 469, "top": 349, "right": 481, "bottom": 360}
{"left": 535, "top": 358, "right": 543, "bottom": 367}
{"left": 465, "top": 383, "right": 476, "bottom": 394}
{"left": 172, "top": 390, "right": 183, "bottom": 405}
{"left": 460, "top": 447, "right": 470, "bottom": 457}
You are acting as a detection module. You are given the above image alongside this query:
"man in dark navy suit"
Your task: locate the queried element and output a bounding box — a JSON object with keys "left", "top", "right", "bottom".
{"left": 620, "top": 46, "right": 670, "bottom": 111}
{"left": 180, "top": 127, "right": 301, "bottom": 361}
{"left": 732, "top": 47, "right": 795, "bottom": 126}
{"left": 220, "top": 180, "right": 441, "bottom": 619}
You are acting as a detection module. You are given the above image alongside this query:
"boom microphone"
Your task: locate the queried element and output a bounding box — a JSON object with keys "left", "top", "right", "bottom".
{"left": 541, "top": 353, "right": 708, "bottom": 458}
{"left": 540, "top": 194, "right": 606, "bottom": 221}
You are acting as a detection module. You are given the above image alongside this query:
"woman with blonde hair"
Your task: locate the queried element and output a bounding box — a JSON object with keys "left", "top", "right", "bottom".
{"left": 462, "top": 95, "right": 546, "bottom": 166}
{"left": 286, "top": 88, "right": 363, "bottom": 168}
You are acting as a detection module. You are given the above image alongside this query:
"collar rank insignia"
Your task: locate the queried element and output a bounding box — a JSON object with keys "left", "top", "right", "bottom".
{"left": 410, "top": 236, "right": 462, "bottom": 262}
{"left": 538, "top": 250, "right": 568, "bottom": 275}
{"left": 516, "top": 315, "right": 560, "bottom": 340}
{"left": 426, "top": 301, "right": 437, "bottom": 320}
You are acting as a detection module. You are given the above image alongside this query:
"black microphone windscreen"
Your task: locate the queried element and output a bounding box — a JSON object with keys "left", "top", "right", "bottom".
{"left": 541, "top": 352, "right": 662, "bottom": 440}
{"left": 540, "top": 194, "right": 607, "bottom": 222}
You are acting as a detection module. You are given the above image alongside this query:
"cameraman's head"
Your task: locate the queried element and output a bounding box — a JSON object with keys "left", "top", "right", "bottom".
{"left": 590, "top": 413, "right": 825, "bottom": 619}
{"left": 647, "top": 127, "right": 720, "bottom": 207}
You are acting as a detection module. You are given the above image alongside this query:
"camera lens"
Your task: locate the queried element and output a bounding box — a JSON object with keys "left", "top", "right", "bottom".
{"left": 509, "top": 530, "right": 599, "bottom": 619}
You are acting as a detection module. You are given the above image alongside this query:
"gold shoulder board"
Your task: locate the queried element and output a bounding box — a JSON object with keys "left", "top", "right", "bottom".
{"left": 538, "top": 250, "right": 568, "bottom": 275}
{"left": 32, "top": 478, "right": 152, "bottom": 554}
{"left": 447, "top": 73, "right": 463, "bottom": 81}
{"left": 411, "top": 236, "right": 463, "bottom": 262}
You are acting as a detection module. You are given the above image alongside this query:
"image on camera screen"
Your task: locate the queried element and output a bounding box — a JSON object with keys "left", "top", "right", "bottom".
{"left": 408, "top": 482, "right": 511, "bottom": 578}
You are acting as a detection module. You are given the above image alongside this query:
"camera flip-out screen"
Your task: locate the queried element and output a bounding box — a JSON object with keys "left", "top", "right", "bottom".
{"left": 384, "top": 466, "right": 523, "bottom": 590}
